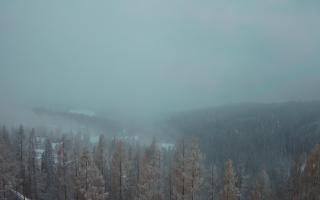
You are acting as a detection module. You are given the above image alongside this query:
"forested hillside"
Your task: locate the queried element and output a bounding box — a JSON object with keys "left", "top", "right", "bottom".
{"left": 1, "top": 102, "right": 320, "bottom": 199}
{"left": 163, "top": 102, "right": 320, "bottom": 164}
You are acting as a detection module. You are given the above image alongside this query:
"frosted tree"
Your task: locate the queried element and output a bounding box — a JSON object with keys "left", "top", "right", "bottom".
{"left": 258, "top": 170, "right": 272, "bottom": 200}
{"left": 288, "top": 155, "right": 304, "bottom": 200}
{"left": 57, "top": 136, "right": 67, "bottom": 200}
{"left": 0, "top": 126, "right": 18, "bottom": 199}
{"left": 165, "top": 168, "right": 174, "bottom": 200}
{"left": 188, "top": 138, "right": 204, "bottom": 200}
{"left": 172, "top": 138, "right": 206, "bottom": 200}
{"left": 57, "top": 135, "right": 75, "bottom": 200}
{"left": 207, "top": 164, "right": 218, "bottom": 200}
{"left": 94, "top": 134, "right": 108, "bottom": 192}
{"left": 237, "top": 162, "right": 250, "bottom": 200}
{"left": 41, "top": 138, "right": 56, "bottom": 200}
{"left": 71, "top": 132, "right": 84, "bottom": 200}
{"left": 75, "top": 149, "right": 107, "bottom": 200}
{"left": 14, "top": 125, "right": 26, "bottom": 197}
{"left": 250, "top": 170, "right": 272, "bottom": 200}
{"left": 173, "top": 139, "right": 187, "bottom": 200}
{"left": 26, "top": 128, "right": 38, "bottom": 199}
{"left": 84, "top": 164, "right": 107, "bottom": 200}
{"left": 111, "top": 140, "right": 127, "bottom": 200}
{"left": 222, "top": 159, "right": 240, "bottom": 200}
{"left": 136, "top": 139, "right": 162, "bottom": 200}
{"left": 124, "top": 145, "right": 140, "bottom": 200}
{"left": 94, "top": 135, "right": 107, "bottom": 171}
{"left": 303, "top": 144, "right": 320, "bottom": 199}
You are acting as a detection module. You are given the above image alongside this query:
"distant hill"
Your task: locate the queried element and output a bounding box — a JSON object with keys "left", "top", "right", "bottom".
{"left": 33, "top": 108, "right": 122, "bottom": 134}
{"left": 162, "top": 101, "right": 320, "bottom": 169}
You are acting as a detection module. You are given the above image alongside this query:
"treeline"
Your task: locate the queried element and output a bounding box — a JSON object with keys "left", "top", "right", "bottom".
{"left": 160, "top": 102, "right": 320, "bottom": 199}
{"left": 0, "top": 125, "right": 320, "bottom": 200}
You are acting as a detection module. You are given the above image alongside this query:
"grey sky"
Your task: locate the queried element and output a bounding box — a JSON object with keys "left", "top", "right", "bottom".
{"left": 1, "top": 0, "right": 320, "bottom": 118}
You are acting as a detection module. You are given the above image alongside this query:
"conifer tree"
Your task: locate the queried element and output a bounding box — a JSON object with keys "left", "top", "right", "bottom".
{"left": 26, "top": 128, "right": 38, "bottom": 199}
{"left": 222, "top": 159, "right": 240, "bottom": 200}
{"left": 252, "top": 170, "right": 272, "bottom": 200}
{"left": 173, "top": 139, "right": 188, "bottom": 200}
{"left": 111, "top": 140, "right": 127, "bottom": 200}
{"left": 76, "top": 149, "right": 107, "bottom": 200}
{"left": 136, "top": 139, "right": 162, "bottom": 200}
{"left": 288, "top": 155, "right": 303, "bottom": 200}
{"left": 0, "top": 126, "right": 17, "bottom": 199}
{"left": 57, "top": 135, "right": 76, "bottom": 200}
{"left": 303, "top": 144, "right": 320, "bottom": 199}
{"left": 94, "top": 134, "right": 108, "bottom": 192}
{"left": 188, "top": 138, "right": 204, "bottom": 200}
{"left": 207, "top": 164, "right": 218, "bottom": 200}
{"left": 41, "top": 138, "right": 56, "bottom": 200}
{"left": 14, "top": 125, "right": 26, "bottom": 197}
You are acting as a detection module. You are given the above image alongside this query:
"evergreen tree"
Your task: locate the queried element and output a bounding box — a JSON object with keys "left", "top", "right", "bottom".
{"left": 222, "top": 160, "right": 240, "bottom": 200}
{"left": 136, "top": 139, "right": 162, "bottom": 200}
{"left": 75, "top": 149, "right": 107, "bottom": 200}
{"left": 288, "top": 155, "right": 304, "bottom": 200}
{"left": 252, "top": 170, "right": 273, "bottom": 200}
{"left": 0, "top": 126, "right": 17, "bottom": 199}
{"left": 41, "top": 138, "right": 56, "bottom": 200}
{"left": 303, "top": 144, "right": 320, "bottom": 199}
{"left": 125, "top": 145, "right": 140, "bottom": 200}
{"left": 173, "top": 139, "right": 188, "bottom": 200}
{"left": 207, "top": 164, "right": 218, "bottom": 200}
{"left": 188, "top": 138, "right": 204, "bottom": 200}
{"left": 57, "top": 135, "right": 75, "bottom": 200}
{"left": 94, "top": 134, "right": 108, "bottom": 193}
{"left": 14, "top": 125, "right": 26, "bottom": 197}
{"left": 26, "top": 128, "right": 38, "bottom": 199}
{"left": 111, "top": 140, "right": 127, "bottom": 200}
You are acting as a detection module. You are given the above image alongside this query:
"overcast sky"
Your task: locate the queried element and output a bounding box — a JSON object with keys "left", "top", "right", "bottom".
{"left": 1, "top": 0, "right": 320, "bottom": 118}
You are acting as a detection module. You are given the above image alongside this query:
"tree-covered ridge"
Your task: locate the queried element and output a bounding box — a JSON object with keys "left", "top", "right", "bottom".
{"left": 1, "top": 123, "right": 320, "bottom": 200}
